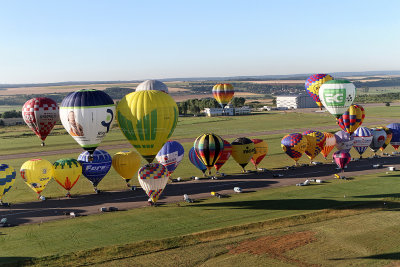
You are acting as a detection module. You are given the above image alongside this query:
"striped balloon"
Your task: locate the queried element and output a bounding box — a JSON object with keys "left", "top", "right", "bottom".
{"left": 353, "top": 127, "right": 373, "bottom": 157}
{"left": 138, "top": 163, "right": 168, "bottom": 203}
{"left": 333, "top": 150, "right": 351, "bottom": 171}
{"left": 305, "top": 74, "right": 333, "bottom": 109}
{"left": 321, "top": 132, "right": 336, "bottom": 159}
{"left": 214, "top": 140, "right": 232, "bottom": 172}
{"left": 387, "top": 123, "right": 400, "bottom": 150}
{"left": 212, "top": 84, "right": 234, "bottom": 108}
{"left": 0, "top": 164, "right": 16, "bottom": 202}
{"left": 188, "top": 147, "right": 207, "bottom": 175}
{"left": 194, "top": 133, "right": 224, "bottom": 175}
{"left": 281, "top": 133, "right": 308, "bottom": 164}
{"left": 302, "top": 130, "right": 326, "bottom": 161}
{"left": 337, "top": 104, "right": 365, "bottom": 134}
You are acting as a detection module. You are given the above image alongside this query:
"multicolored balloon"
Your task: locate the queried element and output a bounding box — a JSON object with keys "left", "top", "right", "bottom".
{"left": 231, "top": 137, "right": 255, "bottom": 172}
{"left": 281, "top": 133, "right": 308, "bottom": 164}
{"left": 337, "top": 104, "right": 365, "bottom": 134}
{"left": 53, "top": 158, "right": 82, "bottom": 197}
{"left": 369, "top": 128, "right": 387, "bottom": 154}
{"left": 305, "top": 74, "right": 334, "bottom": 109}
{"left": 136, "top": 80, "right": 169, "bottom": 94}
{"left": 60, "top": 89, "right": 115, "bottom": 156}
{"left": 188, "top": 147, "right": 207, "bottom": 175}
{"left": 194, "top": 133, "right": 224, "bottom": 175}
{"left": 387, "top": 123, "right": 400, "bottom": 150}
{"left": 334, "top": 130, "right": 354, "bottom": 152}
{"left": 156, "top": 141, "right": 184, "bottom": 176}
{"left": 22, "top": 97, "right": 59, "bottom": 146}
{"left": 302, "top": 130, "right": 326, "bottom": 161}
{"left": 250, "top": 139, "right": 268, "bottom": 169}
{"left": 78, "top": 150, "right": 112, "bottom": 192}
{"left": 117, "top": 90, "right": 178, "bottom": 163}
{"left": 353, "top": 127, "right": 373, "bottom": 158}
{"left": 112, "top": 151, "right": 142, "bottom": 187}
{"left": 321, "top": 132, "right": 336, "bottom": 159}
{"left": 214, "top": 140, "right": 232, "bottom": 172}
{"left": 377, "top": 126, "right": 392, "bottom": 152}
{"left": 20, "top": 159, "right": 54, "bottom": 198}
{"left": 212, "top": 83, "right": 234, "bottom": 108}
{"left": 138, "top": 163, "right": 168, "bottom": 204}
{"left": 0, "top": 164, "right": 16, "bottom": 203}
{"left": 333, "top": 150, "right": 351, "bottom": 172}
{"left": 319, "top": 80, "right": 356, "bottom": 118}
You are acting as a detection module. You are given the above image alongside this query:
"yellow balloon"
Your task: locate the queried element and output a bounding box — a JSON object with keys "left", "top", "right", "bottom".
{"left": 116, "top": 91, "right": 178, "bottom": 163}
{"left": 231, "top": 137, "right": 256, "bottom": 171}
{"left": 53, "top": 158, "right": 82, "bottom": 194}
{"left": 0, "top": 164, "right": 16, "bottom": 201}
{"left": 112, "top": 151, "right": 141, "bottom": 185}
{"left": 20, "top": 159, "right": 54, "bottom": 196}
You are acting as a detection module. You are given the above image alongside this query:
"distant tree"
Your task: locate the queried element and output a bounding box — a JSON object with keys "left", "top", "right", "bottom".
{"left": 272, "top": 98, "right": 277, "bottom": 106}
{"left": 230, "top": 97, "right": 246, "bottom": 107}
{"left": 1, "top": 110, "right": 22, "bottom": 118}
{"left": 0, "top": 120, "right": 4, "bottom": 126}
{"left": 386, "top": 102, "right": 391, "bottom": 106}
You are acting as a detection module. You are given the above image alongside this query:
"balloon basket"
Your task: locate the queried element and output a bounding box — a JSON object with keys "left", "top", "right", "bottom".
{"left": 41, "top": 142, "right": 45, "bottom": 147}
{"left": 66, "top": 192, "right": 72, "bottom": 198}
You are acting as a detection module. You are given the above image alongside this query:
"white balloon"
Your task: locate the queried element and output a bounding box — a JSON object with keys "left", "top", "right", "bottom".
{"left": 319, "top": 80, "right": 356, "bottom": 118}
{"left": 136, "top": 80, "right": 169, "bottom": 93}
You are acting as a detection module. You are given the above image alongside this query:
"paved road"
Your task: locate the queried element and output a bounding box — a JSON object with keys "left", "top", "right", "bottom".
{"left": 0, "top": 155, "right": 398, "bottom": 226}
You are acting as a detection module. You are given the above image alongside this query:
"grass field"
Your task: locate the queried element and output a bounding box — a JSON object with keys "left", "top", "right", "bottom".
{"left": 1, "top": 171, "right": 400, "bottom": 266}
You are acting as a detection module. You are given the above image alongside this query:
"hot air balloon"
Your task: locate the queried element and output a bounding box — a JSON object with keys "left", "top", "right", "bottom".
{"left": 112, "top": 151, "right": 142, "bottom": 187}
{"left": 353, "top": 127, "right": 373, "bottom": 158}
{"left": 302, "top": 130, "right": 326, "bottom": 162}
{"left": 117, "top": 90, "right": 178, "bottom": 163}
{"left": 214, "top": 139, "right": 232, "bottom": 173}
{"left": 138, "top": 163, "right": 168, "bottom": 204}
{"left": 387, "top": 123, "right": 400, "bottom": 150}
{"left": 319, "top": 80, "right": 356, "bottom": 118}
{"left": 281, "top": 133, "right": 308, "bottom": 165}
{"left": 188, "top": 147, "right": 207, "bottom": 176}
{"left": 60, "top": 89, "right": 115, "bottom": 158}
{"left": 78, "top": 150, "right": 112, "bottom": 193}
{"left": 337, "top": 104, "right": 365, "bottom": 134}
{"left": 194, "top": 133, "right": 224, "bottom": 175}
{"left": 369, "top": 128, "right": 387, "bottom": 156}
{"left": 156, "top": 141, "right": 184, "bottom": 177}
{"left": 22, "top": 97, "right": 59, "bottom": 146}
{"left": 334, "top": 130, "right": 354, "bottom": 152}
{"left": 305, "top": 74, "right": 334, "bottom": 109}
{"left": 136, "top": 80, "right": 169, "bottom": 93}
{"left": 231, "top": 137, "right": 255, "bottom": 172}
{"left": 0, "top": 164, "right": 16, "bottom": 205}
{"left": 333, "top": 150, "right": 351, "bottom": 172}
{"left": 321, "top": 132, "right": 336, "bottom": 159}
{"left": 20, "top": 159, "right": 53, "bottom": 199}
{"left": 212, "top": 83, "right": 234, "bottom": 109}
{"left": 53, "top": 158, "right": 82, "bottom": 198}
{"left": 377, "top": 126, "right": 392, "bottom": 152}
{"left": 250, "top": 139, "right": 268, "bottom": 169}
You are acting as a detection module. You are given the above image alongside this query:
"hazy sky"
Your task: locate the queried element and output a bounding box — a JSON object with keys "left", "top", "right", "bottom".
{"left": 1, "top": 0, "right": 399, "bottom": 83}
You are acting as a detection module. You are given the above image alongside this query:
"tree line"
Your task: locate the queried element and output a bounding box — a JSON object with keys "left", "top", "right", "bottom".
{"left": 177, "top": 97, "right": 246, "bottom": 115}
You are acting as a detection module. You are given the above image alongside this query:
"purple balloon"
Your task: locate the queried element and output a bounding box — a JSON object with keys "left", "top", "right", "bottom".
{"left": 335, "top": 130, "right": 354, "bottom": 152}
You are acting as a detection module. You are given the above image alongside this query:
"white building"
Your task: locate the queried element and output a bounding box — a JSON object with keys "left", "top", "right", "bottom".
{"left": 276, "top": 94, "right": 318, "bottom": 109}
{"left": 204, "top": 106, "right": 251, "bottom": 117}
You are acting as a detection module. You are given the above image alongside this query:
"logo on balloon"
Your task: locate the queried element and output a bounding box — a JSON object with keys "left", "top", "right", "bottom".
{"left": 323, "top": 89, "right": 346, "bottom": 106}
{"left": 101, "top": 109, "right": 114, "bottom": 133}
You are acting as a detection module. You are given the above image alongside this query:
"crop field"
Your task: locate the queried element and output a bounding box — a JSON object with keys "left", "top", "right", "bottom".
{"left": 0, "top": 106, "right": 400, "bottom": 266}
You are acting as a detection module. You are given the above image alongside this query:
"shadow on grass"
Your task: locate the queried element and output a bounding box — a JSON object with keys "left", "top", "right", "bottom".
{"left": 354, "top": 193, "right": 400, "bottom": 199}
{"left": 331, "top": 252, "right": 400, "bottom": 260}
{"left": 0, "top": 257, "right": 33, "bottom": 265}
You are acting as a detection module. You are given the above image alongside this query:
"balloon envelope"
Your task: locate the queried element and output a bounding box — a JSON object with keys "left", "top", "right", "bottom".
{"left": 116, "top": 90, "right": 178, "bottom": 163}
{"left": 60, "top": 89, "right": 115, "bottom": 154}
{"left": 321, "top": 132, "right": 336, "bottom": 159}
{"left": 194, "top": 133, "right": 224, "bottom": 174}
{"left": 302, "top": 130, "right": 325, "bottom": 161}
{"left": 0, "top": 164, "right": 16, "bottom": 201}
{"left": 78, "top": 150, "right": 112, "bottom": 187}
{"left": 214, "top": 140, "right": 232, "bottom": 171}
{"left": 212, "top": 83, "right": 234, "bottom": 108}
{"left": 319, "top": 80, "right": 356, "bottom": 118}
{"left": 369, "top": 128, "right": 387, "bottom": 153}
{"left": 333, "top": 150, "right": 351, "bottom": 170}
{"left": 378, "top": 126, "right": 392, "bottom": 151}
{"left": 251, "top": 139, "right": 268, "bottom": 168}
{"left": 112, "top": 151, "right": 142, "bottom": 182}
{"left": 22, "top": 97, "right": 59, "bottom": 145}
{"left": 53, "top": 158, "right": 82, "bottom": 192}
{"left": 231, "top": 137, "right": 255, "bottom": 171}
{"left": 337, "top": 104, "right": 365, "bottom": 134}
{"left": 387, "top": 123, "right": 400, "bottom": 150}
{"left": 156, "top": 141, "right": 184, "bottom": 176}
{"left": 334, "top": 130, "right": 354, "bottom": 152}
{"left": 353, "top": 127, "right": 373, "bottom": 157}
{"left": 189, "top": 147, "right": 207, "bottom": 174}
{"left": 136, "top": 80, "right": 169, "bottom": 93}
{"left": 138, "top": 163, "right": 168, "bottom": 203}
{"left": 281, "top": 133, "right": 308, "bottom": 163}
{"left": 305, "top": 74, "right": 333, "bottom": 109}
{"left": 20, "top": 159, "right": 53, "bottom": 195}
